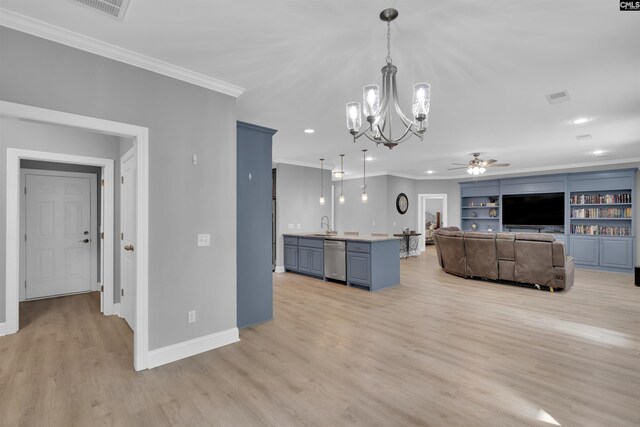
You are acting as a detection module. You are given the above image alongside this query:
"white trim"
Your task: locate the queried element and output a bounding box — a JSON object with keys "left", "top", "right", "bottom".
{"left": 274, "top": 266, "right": 285, "bottom": 273}
{"left": 417, "top": 194, "right": 448, "bottom": 251}
{"left": 147, "top": 328, "right": 240, "bottom": 369}
{"left": 0, "top": 9, "right": 244, "bottom": 98}
{"left": 113, "top": 303, "right": 123, "bottom": 318}
{"left": 1, "top": 100, "right": 149, "bottom": 372}
{"left": 0, "top": 322, "right": 6, "bottom": 336}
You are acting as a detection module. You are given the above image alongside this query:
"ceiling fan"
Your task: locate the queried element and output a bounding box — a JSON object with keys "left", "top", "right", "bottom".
{"left": 448, "top": 153, "right": 510, "bottom": 175}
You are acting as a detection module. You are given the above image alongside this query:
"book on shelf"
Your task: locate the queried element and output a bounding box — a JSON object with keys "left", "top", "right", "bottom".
{"left": 570, "top": 224, "right": 631, "bottom": 236}
{"left": 570, "top": 193, "right": 631, "bottom": 205}
{"left": 570, "top": 207, "right": 632, "bottom": 219}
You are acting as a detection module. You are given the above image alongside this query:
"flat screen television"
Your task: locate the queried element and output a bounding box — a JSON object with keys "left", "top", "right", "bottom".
{"left": 502, "top": 192, "right": 565, "bottom": 227}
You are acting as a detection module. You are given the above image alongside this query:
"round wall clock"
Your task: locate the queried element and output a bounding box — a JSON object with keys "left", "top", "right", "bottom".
{"left": 396, "top": 193, "right": 409, "bottom": 214}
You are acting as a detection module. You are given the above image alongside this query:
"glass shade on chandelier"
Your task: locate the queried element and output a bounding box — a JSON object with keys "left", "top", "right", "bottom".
{"left": 467, "top": 165, "right": 486, "bottom": 176}
{"left": 345, "top": 8, "right": 431, "bottom": 149}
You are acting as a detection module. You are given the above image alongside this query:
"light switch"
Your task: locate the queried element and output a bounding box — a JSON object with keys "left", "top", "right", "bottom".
{"left": 197, "top": 234, "right": 211, "bottom": 247}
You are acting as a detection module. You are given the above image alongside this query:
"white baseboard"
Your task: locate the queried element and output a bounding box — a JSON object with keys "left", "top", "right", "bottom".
{"left": 147, "top": 327, "right": 240, "bottom": 369}
{"left": 0, "top": 322, "right": 6, "bottom": 337}
{"left": 274, "top": 266, "right": 285, "bottom": 273}
{"left": 112, "top": 303, "right": 123, "bottom": 318}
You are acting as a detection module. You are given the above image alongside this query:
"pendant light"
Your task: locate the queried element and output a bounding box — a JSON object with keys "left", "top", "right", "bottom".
{"left": 319, "top": 158, "right": 325, "bottom": 205}
{"left": 339, "top": 154, "right": 345, "bottom": 204}
{"left": 361, "top": 150, "right": 368, "bottom": 203}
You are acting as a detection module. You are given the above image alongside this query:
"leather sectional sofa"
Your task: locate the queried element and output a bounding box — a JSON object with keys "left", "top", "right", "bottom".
{"left": 434, "top": 227, "right": 574, "bottom": 291}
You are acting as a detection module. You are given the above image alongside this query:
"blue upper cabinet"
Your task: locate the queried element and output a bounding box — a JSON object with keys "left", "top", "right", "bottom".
{"left": 460, "top": 169, "right": 636, "bottom": 272}
{"left": 237, "top": 121, "right": 277, "bottom": 328}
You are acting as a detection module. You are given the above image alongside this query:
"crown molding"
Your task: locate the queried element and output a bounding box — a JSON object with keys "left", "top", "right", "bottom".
{"left": 273, "top": 159, "right": 336, "bottom": 171}
{"left": 0, "top": 9, "right": 245, "bottom": 97}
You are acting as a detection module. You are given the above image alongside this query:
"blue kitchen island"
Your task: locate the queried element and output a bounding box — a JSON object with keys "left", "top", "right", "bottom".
{"left": 283, "top": 233, "right": 401, "bottom": 291}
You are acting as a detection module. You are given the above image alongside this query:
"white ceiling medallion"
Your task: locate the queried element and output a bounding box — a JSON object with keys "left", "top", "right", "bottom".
{"left": 72, "top": 0, "right": 131, "bottom": 20}
{"left": 0, "top": 8, "right": 245, "bottom": 97}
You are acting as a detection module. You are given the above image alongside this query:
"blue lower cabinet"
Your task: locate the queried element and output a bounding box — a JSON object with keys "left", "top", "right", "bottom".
{"left": 347, "top": 252, "right": 371, "bottom": 286}
{"left": 600, "top": 238, "right": 633, "bottom": 269}
{"left": 570, "top": 236, "right": 599, "bottom": 266}
{"left": 284, "top": 244, "right": 298, "bottom": 271}
{"left": 569, "top": 235, "right": 634, "bottom": 271}
{"left": 298, "top": 245, "right": 324, "bottom": 278}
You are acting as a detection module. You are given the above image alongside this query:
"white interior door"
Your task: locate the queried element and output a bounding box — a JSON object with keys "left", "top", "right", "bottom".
{"left": 25, "top": 174, "right": 92, "bottom": 299}
{"left": 121, "top": 149, "right": 137, "bottom": 331}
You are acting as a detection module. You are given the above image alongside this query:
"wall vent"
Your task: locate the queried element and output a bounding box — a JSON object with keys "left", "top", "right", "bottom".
{"left": 545, "top": 90, "right": 571, "bottom": 105}
{"left": 575, "top": 134, "right": 592, "bottom": 141}
{"left": 72, "top": 0, "right": 131, "bottom": 20}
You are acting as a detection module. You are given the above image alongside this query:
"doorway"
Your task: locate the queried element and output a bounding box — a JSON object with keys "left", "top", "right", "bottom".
{"left": 417, "top": 194, "right": 448, "bottom": 251}
{"left": 21, "top": 169, "right": 98, "bottom": 302}
{"left": 2, "top": 100, "right": 150, "bottom": 371}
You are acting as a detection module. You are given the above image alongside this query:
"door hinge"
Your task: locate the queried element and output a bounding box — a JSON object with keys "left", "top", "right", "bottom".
{"left": 101, "top": 179, "right": 104, "bottom": 186}
{"left": 25, "top": 280, "right": 27, "bottom": 288}
{"left": 101, "top": 285, "right": 104, "bottom": 292}
{"left": 121, "top": 289, "right": 124, "bottom": 297}
{"left": 121, "top": 232, "right": 124, "bottom": 240}
{"left": 24, "top": 187, "right": 27, "bottom": 195}
{"left": 24, "top": 233, "right": 27, "bottom": 242}
{"left": 101, "top": 232, "right": 104, "bottom": 239}
{"left": 121, "top": 176, "right": 124, "bottom": 184}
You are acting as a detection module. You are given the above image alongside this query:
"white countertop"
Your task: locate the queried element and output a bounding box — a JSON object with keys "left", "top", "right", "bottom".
{"left": 283, "top": 232, "right": 401, "bottom": 243}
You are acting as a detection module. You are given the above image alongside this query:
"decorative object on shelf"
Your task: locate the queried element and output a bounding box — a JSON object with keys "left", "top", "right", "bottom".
{"left": 448, "top": 153, "right": 510, "bottom": 176}
{"left": 345, "top": 8, "right": 431, "bottom": 149}
{"left": 396, "top": 193, "right": 408, "bottom": 214}
{"left": 319, "top": 158, "right": 326, "bottom": 205}
{"left": 471, "top": 223, "right": 478, "bottom": 231}
{"left": 487, "top": 225, "right": 493, "bottom": 232}
{"left": 489, "top": 197, "right": 497, "bottom": 204}
{"left": 471, "top": 211, "right": 478, "bottom": 218}
{"left": 489, "top": 208, "right": 498, "bottom": 218}
{"left": 361, "top": 149, "right": 368, "bottom": 203}
{"left": 338, "top": 154, "right": 345, "bottom": 204}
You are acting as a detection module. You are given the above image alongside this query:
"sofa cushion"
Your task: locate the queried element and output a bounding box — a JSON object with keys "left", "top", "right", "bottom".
{"left": 514, "top": 240, "right": 555, "bottom": 286}
{"left": 515, "top": 232, "right": 555, "bottom": 242}
{"left": 435, "top": 233, "right": 466, "bottom": 277}
{"left": 464, "top": 233, "right": 498, "bottom": 279}
{"left": 496, "top": 232, "right": 515, "bottom": 260}
{"left": 498, "top": 260, "right": 515, "bottom": 281}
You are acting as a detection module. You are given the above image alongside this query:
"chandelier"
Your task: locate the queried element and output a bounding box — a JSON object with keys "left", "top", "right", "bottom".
{"left": 346, "top": 8, "right": 431, "bottom": 149}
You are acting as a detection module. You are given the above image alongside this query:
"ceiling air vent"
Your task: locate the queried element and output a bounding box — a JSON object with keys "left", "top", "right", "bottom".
{"left": 575, "top": 134, "right": 592, "bottom": 141}
{"left": 72, "top": 0, "right": 131, "bottom": 20}
{"left": 545, "top": 90, "right": 571, "bottom": 105}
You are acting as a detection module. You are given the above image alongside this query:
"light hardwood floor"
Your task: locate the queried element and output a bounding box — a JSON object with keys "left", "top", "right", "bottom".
{"left": 1, "top": 247, "right": 639, "bottom": 426}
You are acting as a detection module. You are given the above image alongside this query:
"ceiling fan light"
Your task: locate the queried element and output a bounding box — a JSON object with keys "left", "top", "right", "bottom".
{"left": 479, "top": 167, "right": 486, "bottom": 174}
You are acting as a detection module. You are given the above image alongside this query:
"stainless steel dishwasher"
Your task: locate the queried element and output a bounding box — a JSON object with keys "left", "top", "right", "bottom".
{"left": 324, "top": 240, "right": 346, "bottom": 281}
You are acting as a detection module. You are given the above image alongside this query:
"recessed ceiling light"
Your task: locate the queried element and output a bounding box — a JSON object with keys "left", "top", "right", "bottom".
{"left": 571, "top": 118, "right": 590, "bottom": 124}
{"left": 304, "top": 129, "right": 315, "bottom": 134}
{"left": 426, "top": 170, "right": 435, "bottom": 174}
{"left": 366, "top": 157, "right": 373, "bottom": 161}
{"left": 592, "top": 150, "right": 606, "bottom": 155}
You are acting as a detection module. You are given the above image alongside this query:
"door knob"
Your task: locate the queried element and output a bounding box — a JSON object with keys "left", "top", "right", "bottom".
{"left": 79, "top": 239, "right": 90, "bottom": 243}
{"left": 124, "top": 244, "right": 135, "bottom": 252}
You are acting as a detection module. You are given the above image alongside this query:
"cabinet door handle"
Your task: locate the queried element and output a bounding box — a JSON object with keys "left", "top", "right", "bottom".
{"left": 124, "top": 244, "right": 135, "bottom": 252}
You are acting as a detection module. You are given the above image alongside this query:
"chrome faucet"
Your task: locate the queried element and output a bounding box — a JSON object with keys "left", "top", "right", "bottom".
{"left": 320, "top": 216, "right": 330, "bottom": 233}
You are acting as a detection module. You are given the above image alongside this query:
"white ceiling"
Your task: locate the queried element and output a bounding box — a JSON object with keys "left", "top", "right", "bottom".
{"left": 2, "top": 0, "right": 639, "bottom": 178}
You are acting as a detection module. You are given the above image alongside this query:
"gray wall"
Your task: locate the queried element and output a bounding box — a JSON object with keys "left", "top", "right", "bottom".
{"left": 415, "top": 179, "right": 462, "bottom": 229}
{"left": 1, "top": 28, "right": 237, "bottom": 351}
{"left": 387, "top": 176, "right": 417, "bottom": 233}
{"left": 333, "top": 174, "right": 388, "bottom": 236}
{"left": 274, "top": 163, "right": 331, "bottom": 267}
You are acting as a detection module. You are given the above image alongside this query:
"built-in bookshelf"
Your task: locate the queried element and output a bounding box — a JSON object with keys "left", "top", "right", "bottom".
{"left": 569, "top": 191, "right": 633, "bottom": 236}
{"left": 460, "top": 195, "right": 500, "bottom": 232}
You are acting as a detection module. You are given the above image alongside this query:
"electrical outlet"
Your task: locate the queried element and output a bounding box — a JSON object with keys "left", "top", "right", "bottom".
{"left": 188, "top": 310, "right": 196, "bottom": 324}
{"left": 197, "top": 234, "right": 211, "bottom": 247}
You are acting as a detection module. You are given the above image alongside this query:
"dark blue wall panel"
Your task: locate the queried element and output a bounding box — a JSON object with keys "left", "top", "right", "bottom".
{"left": 237, "top": 121, "right": 276, "bottom": 328}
